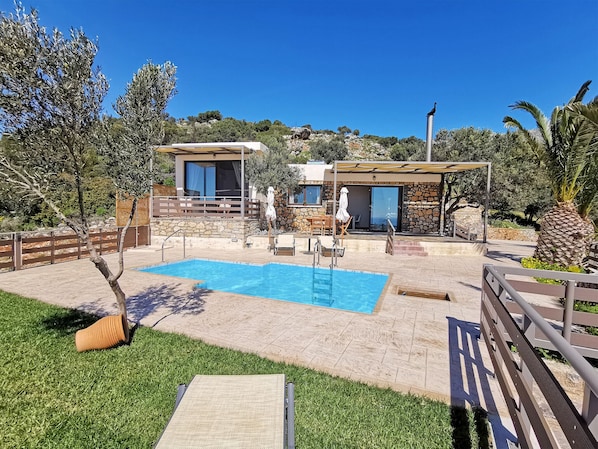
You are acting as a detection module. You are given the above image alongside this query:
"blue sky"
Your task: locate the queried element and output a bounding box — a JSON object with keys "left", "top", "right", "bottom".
{"left": 4, "top": 0, "right": 598, "bottom": 139}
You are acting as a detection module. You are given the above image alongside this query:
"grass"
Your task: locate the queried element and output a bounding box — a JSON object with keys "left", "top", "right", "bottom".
{"left": 0, "top": 290, "right": 487, "bottom": 448}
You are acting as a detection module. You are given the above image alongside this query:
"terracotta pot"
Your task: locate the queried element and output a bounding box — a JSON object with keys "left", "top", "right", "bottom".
{"left": 75, "top": 315, "right": 127, "bottom": 352}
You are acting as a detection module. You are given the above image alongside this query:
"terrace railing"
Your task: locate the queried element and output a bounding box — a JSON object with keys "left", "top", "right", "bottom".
{"left": 480, "top": 264, "right": 598, "bottom": 448}
{"left": 152, "top": 196, "right": 260, "bottom": 219}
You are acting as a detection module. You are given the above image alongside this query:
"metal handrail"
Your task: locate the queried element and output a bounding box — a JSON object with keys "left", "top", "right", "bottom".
{"left": 484, "top": 264, "right": 598, "bottom": 394}
{"left": 386, "top": 219, "right": 395, "bottom": 255}
{"left": 313, "top": 240, "right": 320, "bottom": 267}
{"left": 482, "top": 264, "right": 598, "bottom": 445}
{"left": 161, "top": 229, "right": 186, "bottom": 262}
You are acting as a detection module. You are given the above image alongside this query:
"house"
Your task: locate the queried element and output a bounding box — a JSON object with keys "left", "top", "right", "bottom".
{"left": 150, "top": 142, "right": 490, "bottom": 248}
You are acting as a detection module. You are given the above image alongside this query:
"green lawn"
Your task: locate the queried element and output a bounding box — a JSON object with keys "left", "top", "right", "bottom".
{"left": 0, "top": 291, "right": 487, "bottom": 448}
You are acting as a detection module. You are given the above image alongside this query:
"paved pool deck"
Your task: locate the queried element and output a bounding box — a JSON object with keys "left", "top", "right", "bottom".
{"left": 0, "top": 239, "right": 537, "bottom": 446}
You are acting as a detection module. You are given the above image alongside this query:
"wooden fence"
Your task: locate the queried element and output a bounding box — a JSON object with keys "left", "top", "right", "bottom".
{"left": 0, "top": 226, "right": 150, "bottom": 272}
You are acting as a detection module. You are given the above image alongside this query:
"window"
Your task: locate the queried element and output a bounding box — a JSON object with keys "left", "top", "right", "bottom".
{"left": 290, "top": 185, "right": 322, "bottom": 205}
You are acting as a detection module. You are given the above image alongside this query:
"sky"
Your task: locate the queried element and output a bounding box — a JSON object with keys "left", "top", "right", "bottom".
{"left": 3, "top": 0, "right": 598, "bottom": 139}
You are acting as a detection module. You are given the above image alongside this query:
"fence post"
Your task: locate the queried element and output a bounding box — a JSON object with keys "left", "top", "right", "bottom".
{"left": 562, "top": 280, "right": 575, "bottom": 342}
{"left": 50, "top": 231, "right": 55, "bottom": 264}
{"left": 13, "top": 233, "right": 22, "bottom": 271}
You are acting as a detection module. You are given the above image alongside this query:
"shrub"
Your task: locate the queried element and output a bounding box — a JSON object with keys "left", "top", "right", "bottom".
{"left": 521, "top": 257, "right": 585, "bottom": 284}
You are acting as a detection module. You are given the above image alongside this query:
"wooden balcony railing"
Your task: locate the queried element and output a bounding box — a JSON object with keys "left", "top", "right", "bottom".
{"left": 152, "top": 196, "right": 260, "bottom": 219}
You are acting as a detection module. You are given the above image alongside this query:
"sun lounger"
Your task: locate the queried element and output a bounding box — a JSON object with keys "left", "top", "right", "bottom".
{"left": 154, "top": 374, "right": 295, "bottom": 449}
{"left": 274, "top": 234, "right": 295, "bottom": 255}
{"left": 318, "top": 235, "right": 345, "bottom": 257}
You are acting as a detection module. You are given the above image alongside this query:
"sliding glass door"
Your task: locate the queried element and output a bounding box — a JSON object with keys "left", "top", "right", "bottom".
{"left": 370, "top": 187, "right": 400, "bottom": 231}
{"left": 184, "top": 162, "right": 216, "bottom": 197}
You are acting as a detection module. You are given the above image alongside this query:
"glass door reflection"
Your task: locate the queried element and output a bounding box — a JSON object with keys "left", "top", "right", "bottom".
{"left": 370, "top": 187, "right": 399, "bottom": 231}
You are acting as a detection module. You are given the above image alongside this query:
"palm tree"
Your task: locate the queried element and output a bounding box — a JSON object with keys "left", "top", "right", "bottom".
{"left": 503, "top": 81, "right": 597, "bottom": 266}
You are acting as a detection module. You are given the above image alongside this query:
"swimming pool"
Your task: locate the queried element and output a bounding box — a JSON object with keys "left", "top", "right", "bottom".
{"left": 139, "top": 259, "right": 389, "bottom": 314}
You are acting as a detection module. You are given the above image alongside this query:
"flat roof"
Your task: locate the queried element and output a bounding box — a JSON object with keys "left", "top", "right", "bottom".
{"left": 334, "top": 160, "right": 490, "bottom": 174}
{"left": 155, "top": 142, "right": 268, "bottom": 156}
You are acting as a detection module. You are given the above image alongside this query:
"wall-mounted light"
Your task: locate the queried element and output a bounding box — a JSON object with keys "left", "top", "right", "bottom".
{"left": 372, "top": 175, "right": 376, "bottom": 181}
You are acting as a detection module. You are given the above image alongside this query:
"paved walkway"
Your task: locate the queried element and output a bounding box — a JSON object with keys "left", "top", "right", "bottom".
{"left": 0, "top": 239, "right": 537, "bottom": 445}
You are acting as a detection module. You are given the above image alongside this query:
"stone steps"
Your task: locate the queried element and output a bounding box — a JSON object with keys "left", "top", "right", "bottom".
{"left": 393, "top": 240, "right": 428, "bottom": 256}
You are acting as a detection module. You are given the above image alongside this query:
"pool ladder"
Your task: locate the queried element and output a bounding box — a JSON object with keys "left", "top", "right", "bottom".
{"left": 312, "top": 240, "right": 333, "bottom": 306}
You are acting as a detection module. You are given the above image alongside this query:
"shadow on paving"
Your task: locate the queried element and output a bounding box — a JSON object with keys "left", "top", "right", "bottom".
{"left": 126, "top": 284, "right": 207, "bottom": 327}
{"left": 485, "top": 242, "right": 535, "bottom": 264}
{"left": 46, "top": 284, "right": 208, "bottom": 329}
{"left": 39, "top": 284, "right": 207, "bottom": 344}
{"left": 447, "top": 317, "right": 518, "bottom": 449}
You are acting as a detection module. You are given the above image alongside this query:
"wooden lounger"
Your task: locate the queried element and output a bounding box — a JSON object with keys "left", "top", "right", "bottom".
{"left": 154, "top": 374, "right": 295, "bottom": 449}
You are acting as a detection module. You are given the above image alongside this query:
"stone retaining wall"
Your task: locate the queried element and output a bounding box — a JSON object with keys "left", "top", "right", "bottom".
{"left": 487, "top": 227, "right": 537, "bottom": 242}
{"left": 151, "top": 217, "right": 260, "bottom": 245}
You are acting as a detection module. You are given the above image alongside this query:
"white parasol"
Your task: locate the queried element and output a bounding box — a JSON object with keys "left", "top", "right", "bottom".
{"left": 335, "top": 187, "right": 350, "bottom": 223}
{"left": 265, "top": 186, "right": 276, "bottom": 250}
{"left": 265, "top": 186, "right": 276, "bottom": 223}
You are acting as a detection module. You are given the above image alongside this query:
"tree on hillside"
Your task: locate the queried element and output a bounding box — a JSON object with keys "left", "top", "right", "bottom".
{"left": 338, "top": 125, "right": 351, "bottom": 135}
{"left": 0, "top": 5, "right": 176, "bottom": 338}
{"left": 389, "top": 136, "right": 425, "bottom": 160}
{"left": 309, "top": 137, "right": 348, "bottom": 163}
{"left": 188, "top": 117, "right": 255, "bottom": 142}
{"left": 504, "top": 80, "right": 598, "bottom": 266}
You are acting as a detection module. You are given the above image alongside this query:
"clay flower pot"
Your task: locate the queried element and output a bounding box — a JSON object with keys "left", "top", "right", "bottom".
{"left": 75, "top": 315, "right": 127, "bottom": 352}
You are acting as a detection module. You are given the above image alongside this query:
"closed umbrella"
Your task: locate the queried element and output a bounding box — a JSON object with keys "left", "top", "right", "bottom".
{"left": 265, "top": 186, "right": 276, "bottom": 223}
{"left": 265, "top": 186, "right": 276, "bottom": 250}
{"left": 335, "top": 187, "right": 350, "bottom": 242}
{"left": 335, "top": 187, "right": 350, "bottom": 223}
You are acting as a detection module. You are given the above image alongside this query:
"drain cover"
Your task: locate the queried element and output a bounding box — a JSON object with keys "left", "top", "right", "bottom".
{"left": 396, "top": 287, "right": 450, "bottom": 301}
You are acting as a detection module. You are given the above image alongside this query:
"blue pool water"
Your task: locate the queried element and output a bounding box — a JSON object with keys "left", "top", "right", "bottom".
{"left": 139, "top": 259, "right": 389, "bottom": 314}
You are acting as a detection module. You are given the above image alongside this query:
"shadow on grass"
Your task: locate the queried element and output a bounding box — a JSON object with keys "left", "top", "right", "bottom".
{"left": 450, "top": 405, "right": 490, "bottom": 449}
{"left": 39, "top": 308, "right": 98, "bottom": 337}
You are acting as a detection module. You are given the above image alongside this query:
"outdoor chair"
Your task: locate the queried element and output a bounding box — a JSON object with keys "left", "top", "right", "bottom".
{"left": 154, "top": 374, "right": 295, "bottom": 449}
{"left": 337, "top": 216, "right": 352, "bottom": 239}
{"left": 274, "top": 234, "right": 295, "bottom": 255}
{"left": 318, "top": 235, "right": 345, "bottom": 257}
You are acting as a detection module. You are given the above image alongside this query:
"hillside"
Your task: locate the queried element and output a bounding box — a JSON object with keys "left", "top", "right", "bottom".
{"left": 164, "top": 113, "right": 412, "bottom": 162}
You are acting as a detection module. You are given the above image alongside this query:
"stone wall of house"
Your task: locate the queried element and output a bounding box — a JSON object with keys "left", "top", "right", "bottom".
{"left": 401, "top": 183, "right": 441, "bottom": 233}
{"left": 151, "top": 217, "right": 259, "bottom": 242}
{"left": 257, "top": 181, "right": 442, "bottom": 234}
{"left": 268, "top": 181, "right": 443, "bottom": 234}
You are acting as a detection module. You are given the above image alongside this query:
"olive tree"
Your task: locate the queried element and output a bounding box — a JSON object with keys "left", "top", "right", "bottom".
{"left": 0, "top": 5, "right": 176, "bottom": 339}
{"left": 245, "top": 136, "right": 302, "bottom": 196}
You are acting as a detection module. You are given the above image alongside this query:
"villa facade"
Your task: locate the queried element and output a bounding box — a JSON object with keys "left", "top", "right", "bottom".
{"left": 149, "top": 142, "right": 489, "bottom": 247}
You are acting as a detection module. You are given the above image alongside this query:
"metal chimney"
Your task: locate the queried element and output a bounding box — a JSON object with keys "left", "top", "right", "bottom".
{"left": 425, "top": 102, "right": 436, "bottom": 162}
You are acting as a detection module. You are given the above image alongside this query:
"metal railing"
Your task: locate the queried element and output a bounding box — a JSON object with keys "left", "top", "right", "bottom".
{"left": 453, "top": 223, "right": 478, "bottom": 241}
{"left": 385, "top": 219, "right": 395, "bottom": 255}
{"left": 480, "top": 264, "right": 598, "bottom": 447}
{"left": 161, "top": 229, "right": 186, "bottom": 262}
